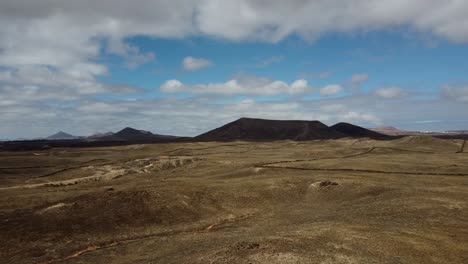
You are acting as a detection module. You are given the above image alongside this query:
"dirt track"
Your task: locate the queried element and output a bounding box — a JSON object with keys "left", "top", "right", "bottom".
{"left": 1, "top": 137, "right": 467, "bottom": 263}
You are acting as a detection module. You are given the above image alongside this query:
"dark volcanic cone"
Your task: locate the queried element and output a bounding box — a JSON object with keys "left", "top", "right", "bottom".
{"left": 195, "top": 117, "right": 345, "bottom": 141}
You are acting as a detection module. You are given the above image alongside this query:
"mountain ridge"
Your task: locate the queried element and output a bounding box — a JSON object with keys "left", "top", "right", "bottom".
{"left": 331, "top": 122, "right": 389, "bottom": 139}
{"left": 195, "top": 117, "right": 362, "bottom": 141}
{"left": 95, "top": 127, "right": 180, "bottom": 142}
{"left": 46, "top": 131, "right": 80, "bottom": 140}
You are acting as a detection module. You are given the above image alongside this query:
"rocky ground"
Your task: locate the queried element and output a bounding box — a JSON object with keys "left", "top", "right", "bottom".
{"left": 0, "top": 137, "right": 467, "bottom": 263}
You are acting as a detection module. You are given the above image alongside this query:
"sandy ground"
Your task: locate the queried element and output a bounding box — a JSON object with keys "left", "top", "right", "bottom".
{"left": 0, "top": 137, "right": 467, "bottom": 263}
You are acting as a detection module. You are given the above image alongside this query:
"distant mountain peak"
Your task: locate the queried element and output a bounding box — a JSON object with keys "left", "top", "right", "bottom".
{"left": 371, "top": 126, "right": 415, "bottom": 136}
{"left": 89, "top": 127, "right": 180, "bottom": 142}
{"left": 47, "top": 131, "right": 78, "bottom": 140}
{"left": 88, "top": 131, "right": 114, "bottom": 139}
{"left": 195, "top": 117, "right": 341, "bottom": 141}
{"left": 116, "top": 127, "right": 153, "bottom": 136}
{"left": 330, "top": 122, "right": 388, "bottom": 139}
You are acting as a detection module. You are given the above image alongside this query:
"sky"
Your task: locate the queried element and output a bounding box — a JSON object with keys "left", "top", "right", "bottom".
{"left": 1, "top": 0, "right": 468, "bottom": 139}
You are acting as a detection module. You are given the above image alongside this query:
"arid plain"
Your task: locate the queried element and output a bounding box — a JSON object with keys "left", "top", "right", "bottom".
{"left": 1, "top": 136, "right": 467, "bottom": 263}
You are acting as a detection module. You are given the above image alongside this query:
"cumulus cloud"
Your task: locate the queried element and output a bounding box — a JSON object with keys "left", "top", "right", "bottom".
{"left": 320, "top": 84, "right": 343, "bottom": 96}
{"left": 160, "top": 80, "right": 185, "bottom": 93}
{"left": 0, "top": 1, "right": 192, "bottom": 110}
{"left": 0, "top": 65, "right": 139, "bottom": 105}
{"left": 160, "top": 75, "right": 311, "bottom": 96}
{"left": 76, "top": 102, "right": 130, "bottom": 113}
{"left": 1, "top": 1, "right": 468, "bottom": 138}
{"left": 182, "top": 56, "right": 213, "bottom": 71}
{"left": 375, "top": 87, "right": 407, "bottom": 99}
{"left": 441, "top": 85, "right": 468, "bottom": 102}
{"left": 341, "top": 111, "right": 381, "bottom": 125}
{"left": 0, "top": 96, "right": 385, "bottom": 139}
{"left": 1, "top": 1, "right": 467, "bottom": 96}
{"left": 196, "top": 1, "right": 468, "bottom": 43}
{"left": 3, "top": 89, "right": 468, "bottom": 139}
{"left": 0, "top": 65, "right": 108, "bottom": 95}
{"left": 106, "top": 38, "right": 156, "bottom": 69}
{"left": 289, "top": 79, "right": 309, "bottom": 95}
{"left": 1, "top": 1, "right": 467, "bottom": 71}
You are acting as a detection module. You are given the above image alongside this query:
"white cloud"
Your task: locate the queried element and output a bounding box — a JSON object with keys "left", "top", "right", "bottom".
{"left": 375, "top": 87, "right": 407, "bottom": 99}
{"left": 182, "top": 56, "right": 213, "bottom": 71}
{"left": 0, "top": 1, "right": 467, "bottom": 74}
{"left": 77, "top": 102, "right": 129, "bottom": 113}
{"left": 0, "top": 94, "right": 392, "bottom": 139}
{"left": 441, "top": 85, "right": 468, "bottom": 102}
{"left": 289, "top": 79, "right": 309, "bottom": 95}
{"left": 160, "top": 75, "right": 311, "bottom": 96}
{"left": 1, "top": 1, "right": 468, "bottom": 138}
{"left": 320, "top": 84, "right": 343, "bottom": 96}
{"left": 106, "top": 38, "right": 155, "bottom": 69}
{"left": 196, "top": 1, "right": 468, "bottom": 43}
{"left": 0, "top": 65, "right": 139, "bottom": 104}
{"left": 160, "top": 80, "right": 185, "bottom": 93}
{"left": 3, "top": 89, "right": 468, "bottom": 139}
{"left": 0, "top": 1, "right": 191, "bottom": 110}
{"left": 0, "top": 65, "right": 107, "bottom": 94}
{"left": 341, "top": 111, "right": 381, "bottom": 125}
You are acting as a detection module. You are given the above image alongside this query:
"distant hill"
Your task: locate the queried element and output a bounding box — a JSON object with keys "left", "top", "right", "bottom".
{"left": 87, "top": 132, "right": 114, "bottom": 139}
{"left": 371, "top": 126, "right": 417, "bottom": 136}
{"left": 330, "top": 122, "right": 389, "bottom": 139}
{"left": 391, "top": 135, "right": 463, "bottom": 153}
{"left": 96, "top": 127, "right": 180, "bottom": 142}
{"left": 46, "top": 131, "right": 80, "bottom": 140}
{"left": 3, "top": 121, "right": 467, "bottom": 151}
{"left": 195, "top": 117, "right": 345, "bottom": 141}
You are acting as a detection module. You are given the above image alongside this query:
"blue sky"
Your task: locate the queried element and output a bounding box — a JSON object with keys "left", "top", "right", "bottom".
{"left": 1, "top": 1, "right": 468, "bottom": 138}
{"left": 103, "top": 31, "right": 468, "bottom": 94}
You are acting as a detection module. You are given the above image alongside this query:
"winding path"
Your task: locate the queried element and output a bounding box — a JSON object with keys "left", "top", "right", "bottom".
{"left": 257, "top": 147, "right": 468, "bottom": 177}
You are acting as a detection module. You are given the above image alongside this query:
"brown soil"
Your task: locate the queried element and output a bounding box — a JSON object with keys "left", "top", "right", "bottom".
{"left": 0, "top": 139, "right": 467, "bottom": 263}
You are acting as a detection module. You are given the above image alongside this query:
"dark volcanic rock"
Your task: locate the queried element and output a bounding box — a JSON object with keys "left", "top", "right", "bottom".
{"left": 330, "top": 122, "right": 389, "bottom": 139}
{"left": 113, "top": 127, "right": 155, "bottom": 140}
{"left": 97, "top": 127, "right": 180, "bottom": 142}
{"left": 195, "top": 117, "right": 345, "bottom": 141}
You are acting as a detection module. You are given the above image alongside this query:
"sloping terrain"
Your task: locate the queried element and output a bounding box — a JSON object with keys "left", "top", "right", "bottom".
{"left": 330, "top": 122, "right": 389, "bottom": 139}
{"left": 47, "top": 132, "right": 80, "bottom": 140}
{"left": 370, "top": 126, "right": 418, "bottom": 136}
{"left": 195, "top": 117, "right": 345, "bottom": 141}
{"left": 5, "top": 120, "right": 468, "bottom": 152}
{"left": 389, "top": 135, "right": 463, "bottom": 153}
{"left": 0, "top": 139, "right": 467, "bottom": 263}
{"left": 96, "top": 127, "right": 180, "bottom": 142}
{"left": 87, "top": 132, "right": 114, "bottom": 139}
